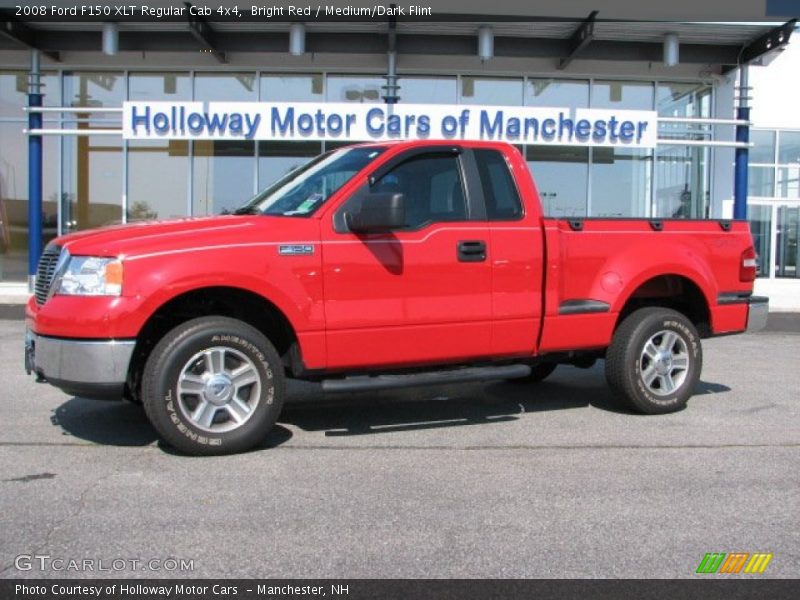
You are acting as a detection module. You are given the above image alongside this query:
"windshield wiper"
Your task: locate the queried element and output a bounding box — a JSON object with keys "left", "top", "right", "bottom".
{"left": 232, "top": 206, "right": 261, "bottom": 215}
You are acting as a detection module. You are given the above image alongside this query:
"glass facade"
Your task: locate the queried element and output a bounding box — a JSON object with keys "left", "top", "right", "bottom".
{"left": 0, "top": 70, "right": 717, "bottom": 282}
{"left": 747, "top": 128, "right": 800, "bottom": 279}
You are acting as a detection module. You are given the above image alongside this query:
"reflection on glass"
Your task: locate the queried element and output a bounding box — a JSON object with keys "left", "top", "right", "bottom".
{"left": 128, "top": 72, "right": 191, "bottom": 100}
{"left": 591, "top": 148, "right": 652, "bottom": 217}
{"left": 128, "top": 140, "right": 189, "bottom": 221}
{"left": 656, "top": 82, "right": 711, "bottom": 117}
{"left": 748, "top": 204, "right": 772, "bottom": 277}
{"left": 750, "top": 130, "right": 776, "bottom": 164}
{"left": 749, "top": 166, "right": 775, "bottom": 197}
{"left": 592, "top": 80, "right": 654, "bottom": 110}
{"left": 258, "top": 141, "right": 322, "bottom": 189}
{"left": 260, "top": 74, "right": 323, "bottom": 102}
{"left": 0, "top": 70, "right": 60, "bottom": 117}
{"left": 0, "top": 125, "right": 58, "bottom": 281}
{"left": 777, "top": 206, "right": 799, "bottom": 278}
{"left": 398, "top": 77, "right": 457, "bottom": 104}
{"left": 654, "top": 145, "right": 708, "bottom": 218}
{"left": 777, "top": 166, "right": 800, "bottom": 199}
{"left": 526, "top": 79, "right": 588, "bottom": 108}
{"left": 526, "top": 146, "right": 588, "bottom": 217}
{"left": 193, "top": 141, "right": 255, "bottom": 215}
{"left": 62, "top": 134, "right": 123, "bottom": 232}
{"left": 194, "top": 73, "right": 257, "bottom": 101}
{"left": 63, "top": 72, "right": 124, "bottom": 107}
{"left": 778, "top": 131, "right": 800, "bottom": 165}
{"left": 460, "top": 77, "right": 523, "bottom": 106}
{"left": 326, "top": 76, "right": 383, "bottom": 103}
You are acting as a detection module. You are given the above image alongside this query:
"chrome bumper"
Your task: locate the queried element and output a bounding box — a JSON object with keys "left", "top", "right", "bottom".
{"left": 26, "top": 331, "right": 135, "bottom": 399}
{"left": 746, "top": 296, "right": 769, "bottom": 333}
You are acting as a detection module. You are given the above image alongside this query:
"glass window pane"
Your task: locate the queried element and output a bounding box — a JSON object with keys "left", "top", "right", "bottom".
{"left": 260, "top": 74, "right": 323, "bottom": 102}
{"left": 460, "top": 77, "right": 523, "bottom": 106}
{"left": 778, "top": 131, "right": 800, "bottom": 165}
{"left": 398, "top": 76, "right": 457, "bottom": 104}
{"left": 750, "top": 130, "right": 776, "bottom": 164}
{"left": 0, "top": 124, "right": 58, "bottom": 281}
{"left": 748, "top": 166, "right": 775, "bottom": 197}
{"left": 748, "top": 204, "right": 772, "bottom": 278}
{"left": 526, "top": 146, "right": 588, "bottom": 217}
{"left": 194, "top": 73, "right": 257, "bottom": 101}
{"left": 592, "top": 80, "right": 654, "bottom": 110}
{"left": 258, "top": 141, "right": 321, "bottom": 189}
{"left": 128, "top": 72, "right": 191, "bottom": 101}
{"left": 62, "top": 134, "right": 123, "bottom": 232}
{"left": 654, "top": 145, "right": 709, "bottom": 218}
{"left": 326, "top": 76, "right": 383, "bottom": 103}
{"left": 656, "top": 82, "right": 711, "bottom": 117}
{"left": 128, "top": 140, "right": 189, "bottom": 221}
{"left": 777, "top": 166, "right": 800, "bottom": 199}
{"left": 193, "top": 141, "right": 255, "bottom": 215}
{"left": 656, "top": 82, "right": 712, "bottom": 139}
{"left": 525, "top": 79, "right": 588, "bottom": 108}
{"left": 63, "top": 72, "right": 124, "bottom": 107}
{"left": 0, "top": 70, "right": 60, "bottom": 118}
{"left": 590, "top": 148, "right": 652, "bottom": 217}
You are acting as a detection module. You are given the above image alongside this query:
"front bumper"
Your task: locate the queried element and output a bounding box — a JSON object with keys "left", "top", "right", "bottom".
{"left": 746, "top": 296, "right": 769, "bottom": 333}
{"left": 25, "top": 330, "right": 135, "bottom": 400}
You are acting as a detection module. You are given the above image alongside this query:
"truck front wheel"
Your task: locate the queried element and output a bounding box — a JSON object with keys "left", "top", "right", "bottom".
{"left": 141, "top": 316, "right": 285, "bottom": 456}
{"left": 605, "top": 307, "right": 702, "bottom": 414}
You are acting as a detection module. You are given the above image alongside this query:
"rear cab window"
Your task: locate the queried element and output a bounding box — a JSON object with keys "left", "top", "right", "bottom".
{"left": 473, "top": 149, "right": 524, "bottom": 221}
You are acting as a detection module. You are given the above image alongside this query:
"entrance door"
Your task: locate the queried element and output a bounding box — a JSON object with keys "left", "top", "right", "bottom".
{"left": 777, "top": 205, "right": 800, "bottom": 278}
{"left": 321, "top": 150, "right": 492, "bottom": 370}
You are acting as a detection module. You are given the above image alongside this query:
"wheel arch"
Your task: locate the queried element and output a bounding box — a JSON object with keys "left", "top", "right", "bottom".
{"left": 126, "top": 286, "right": 300, "bottom": 399}
{"left": 615, "top": 273, "right": 712, "bottom": 337}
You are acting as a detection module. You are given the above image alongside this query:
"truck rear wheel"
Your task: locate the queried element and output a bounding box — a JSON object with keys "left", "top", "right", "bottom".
{"left": 605, "top": 307, "right": 702, "bottom": 414}
{"left": 141, "top": 316, "right": 285, "bottom": 456}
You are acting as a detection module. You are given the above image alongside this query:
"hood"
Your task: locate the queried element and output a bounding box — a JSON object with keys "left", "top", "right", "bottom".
{"left": 51, "top": 215, "right": 315, "bottom": 259}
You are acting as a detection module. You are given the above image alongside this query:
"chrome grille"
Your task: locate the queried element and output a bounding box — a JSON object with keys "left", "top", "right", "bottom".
{"left": 34, "top": 245, "right": 62, "bottom": 305}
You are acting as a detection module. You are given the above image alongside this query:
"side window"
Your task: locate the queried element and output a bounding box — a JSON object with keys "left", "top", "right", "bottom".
{"left": 474, "top": 149, "right": 523, "bottom": 221}
{"left": 376, "top": 153, "right": 467, "bottom": 229}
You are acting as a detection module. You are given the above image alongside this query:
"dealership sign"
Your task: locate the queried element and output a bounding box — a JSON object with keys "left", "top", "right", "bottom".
{"left": 123, "top": 101, "right": 658, "bottom": 148}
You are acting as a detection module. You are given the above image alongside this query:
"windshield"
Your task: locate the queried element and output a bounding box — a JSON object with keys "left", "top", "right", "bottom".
{"left": 236, "top": 146, "right": 386, "bottom": 216}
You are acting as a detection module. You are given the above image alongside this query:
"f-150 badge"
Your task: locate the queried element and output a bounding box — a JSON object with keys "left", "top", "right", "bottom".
{"left": 278, "top": 244, "right": 314, "bottom": 256}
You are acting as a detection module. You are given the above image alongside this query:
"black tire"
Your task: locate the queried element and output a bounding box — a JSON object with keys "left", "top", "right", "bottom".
{"left": 142, "top": 316, "right": 285, "bottom": 456}
{"left": 605, "top": 307, "right": 702, "bottom": 414}
{"left": 514, "top": 363, "right": 557, "bottom": 383}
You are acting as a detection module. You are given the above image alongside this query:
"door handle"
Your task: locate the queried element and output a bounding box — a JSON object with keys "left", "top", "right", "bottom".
{"left": 457, "top": 240, "right": 486, "bottom": 262}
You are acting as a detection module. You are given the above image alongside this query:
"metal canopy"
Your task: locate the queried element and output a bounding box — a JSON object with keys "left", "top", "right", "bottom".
{"left": 0, "top": 17, "right": 794, "bottom": 70}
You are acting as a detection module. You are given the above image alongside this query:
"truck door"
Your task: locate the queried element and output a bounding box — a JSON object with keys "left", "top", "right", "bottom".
{"left": 321, "top": 148, "right": 492, "bottom": 370}
{"left": 472, "top": 147, "right": 544, "bottom": 356}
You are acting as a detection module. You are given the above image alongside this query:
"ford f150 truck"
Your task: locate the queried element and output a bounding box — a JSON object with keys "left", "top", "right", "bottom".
{"left": 25, "top": 141, "right": 768, "bottom": 455}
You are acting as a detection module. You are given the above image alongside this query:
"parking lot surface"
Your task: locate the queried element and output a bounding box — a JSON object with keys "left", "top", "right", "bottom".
{"left": 1, "top": 319, "right": 798, "bottom": 579}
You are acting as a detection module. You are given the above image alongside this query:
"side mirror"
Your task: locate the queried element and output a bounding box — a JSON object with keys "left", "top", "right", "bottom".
{"left": 346, "top": 192, "right": 405, "bottom": 233}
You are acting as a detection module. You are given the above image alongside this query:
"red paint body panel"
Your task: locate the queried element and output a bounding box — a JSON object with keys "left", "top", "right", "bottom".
{"left": 27, "top": 140, "right": 756, "bottom": 376}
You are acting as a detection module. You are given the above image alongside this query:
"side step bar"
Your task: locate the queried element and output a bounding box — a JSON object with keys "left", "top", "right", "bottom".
{"left": 321, "top": 364, "right": 532, "bottom": 393}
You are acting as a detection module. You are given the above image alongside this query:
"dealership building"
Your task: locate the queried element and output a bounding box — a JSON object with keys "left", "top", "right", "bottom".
{"left": 0, "top": 1, "right": 797, "bottom": 306}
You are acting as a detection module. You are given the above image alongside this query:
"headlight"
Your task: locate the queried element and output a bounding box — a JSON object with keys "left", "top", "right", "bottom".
{"left": 56, "top": 256, "right": 124, "bottom": 296}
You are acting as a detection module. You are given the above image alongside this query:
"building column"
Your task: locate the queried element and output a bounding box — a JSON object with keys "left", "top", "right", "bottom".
{"left": 733, "top": 65, "right": 750, "bottom": 220}
{"left": 27, "top": 50, "right": 44, "bottom": 292}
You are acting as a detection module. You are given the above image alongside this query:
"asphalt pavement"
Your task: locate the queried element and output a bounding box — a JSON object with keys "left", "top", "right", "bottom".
{"left": 0, "top": 318, "right": 798, "bottom": 579}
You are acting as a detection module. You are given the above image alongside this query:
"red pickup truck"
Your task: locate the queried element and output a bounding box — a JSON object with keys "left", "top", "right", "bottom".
{"left": 25, "top": 141, "right": 767, "bottom": 455}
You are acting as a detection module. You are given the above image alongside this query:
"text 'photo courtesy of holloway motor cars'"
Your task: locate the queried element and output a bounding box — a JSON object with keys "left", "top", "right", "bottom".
{"left": 25, "top": 140, "right": 767, "bottom": 456}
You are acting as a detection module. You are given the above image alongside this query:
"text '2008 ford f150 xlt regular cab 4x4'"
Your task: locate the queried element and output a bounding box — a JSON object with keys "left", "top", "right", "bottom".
{"left": 25, "top": 141, "right": 768, "bottom": 455}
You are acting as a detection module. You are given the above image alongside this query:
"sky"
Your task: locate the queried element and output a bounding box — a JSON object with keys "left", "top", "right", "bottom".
{"left": 750, "top": 34, "right": 800, "bottom": 129}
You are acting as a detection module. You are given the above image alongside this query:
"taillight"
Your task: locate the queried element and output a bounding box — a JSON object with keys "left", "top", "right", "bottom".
{"left": 740, "top": 247, "right": 758, "bottom": 282}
